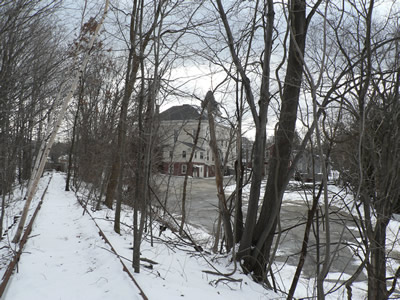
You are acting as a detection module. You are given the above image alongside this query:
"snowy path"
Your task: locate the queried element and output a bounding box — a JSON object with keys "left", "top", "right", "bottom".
{"left": 4, "top": 173, "right": 142, "bottom": 300}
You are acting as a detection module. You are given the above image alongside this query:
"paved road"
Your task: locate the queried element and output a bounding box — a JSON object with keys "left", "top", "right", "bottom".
{"left": 155, "top": 175, "right": 366, "bottom": 282}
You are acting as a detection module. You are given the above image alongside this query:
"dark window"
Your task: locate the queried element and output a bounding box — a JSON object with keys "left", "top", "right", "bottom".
{"left": 181, "top": 164, "right": 187, "bottom": 174}
{"left": 182, "top": 151, "right": 186, "bottom": 158}
{"left": 174, "top": 130, "right": 179, "bottom": 142}
{"left": 200, "top": 152, "right": 204, "bottom": 159}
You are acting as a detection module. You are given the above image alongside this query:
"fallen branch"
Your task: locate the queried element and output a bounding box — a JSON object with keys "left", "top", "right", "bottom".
{"left": 210, "top": 277, "right": 243, "bottom": 288}
{"left": 149, "top": 185, "right": 204, "bottom": 251}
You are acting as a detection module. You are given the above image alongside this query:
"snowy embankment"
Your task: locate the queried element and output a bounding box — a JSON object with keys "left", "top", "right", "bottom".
{"left": 0, "top": 172, "right": 281, "bottom": 300}
{"left": 225, "top": 181, "right": 400, "bottom": 299}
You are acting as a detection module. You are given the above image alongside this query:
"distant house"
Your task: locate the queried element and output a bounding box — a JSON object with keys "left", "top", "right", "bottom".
{"left": 241, "top": 136, "right": 253, "bottom": 169}
{"left": 292, "top": 150, "right": 325, "bottom": 182}
{"left": 158, "top": 104, "right": 235, "bottom": 177}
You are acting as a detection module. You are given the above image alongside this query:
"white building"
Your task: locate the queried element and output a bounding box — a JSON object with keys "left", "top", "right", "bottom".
{"left": 158, "top": 104, "right": 235, "bottom": 177}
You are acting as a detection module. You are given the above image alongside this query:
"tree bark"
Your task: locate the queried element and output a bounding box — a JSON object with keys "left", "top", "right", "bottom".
{"left": 179, "top": 106, "right": 205, "bottom": 235}
{"left": 245, "top": 0, "right": 308, "bottom": 277}
{"left": 287, "top": 184, "right": 322, "bottom": 299}
{"left": 214, "top": 0, "right": 275, "bottom": 261}
{"left": 206, "top": 91, "right": 234, "bottom": 252}
{"left": 65, "top": 83, "right": 82, "bottom": 192}
{"left": 104, "top": 47, "right": 138, "bottom": 209}
{"left": 368, "top": 217, "right": 389, "bottom": 300}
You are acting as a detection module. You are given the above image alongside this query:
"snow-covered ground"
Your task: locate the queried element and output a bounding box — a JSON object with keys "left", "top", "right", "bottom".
{"left": 1, "top": 172, "right": 399, "bottom": 299}
{"left": 0, "top": 173, "right": 281, "bottom": 299}
{"left": 4, "top": 173, "right": 141, "bottom": 300}
{"left": 225, "top": 180, "right": 400, "bottom": 299}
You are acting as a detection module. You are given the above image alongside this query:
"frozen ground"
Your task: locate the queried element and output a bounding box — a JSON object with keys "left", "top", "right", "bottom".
{"left": 156, "top": 175, "right": 400, "bottom": 299}
{"left": 1, "top": 172, "right": 399, "bottom": 299}
{"left": 0, "top": 173, "right": 280, "bottom": 300}
{"left": 4, "top": 173, "right": 141, "bottom": 300}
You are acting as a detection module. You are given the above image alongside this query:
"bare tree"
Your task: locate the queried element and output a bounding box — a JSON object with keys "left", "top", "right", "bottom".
{"left": 212, "top": 0, "right": 274, "bottom": 261}
{"left": 0, "top": 0, "right": 63, "bottom": 238}
{"left": 204, "top": 91, "right": 234, "bottom": 251}
{"left": 239, "top": 0, "right": 322, "bottom": 280}
{"left": 104, "top": 0, "right": 165, "bottom": 210}
{"left": 12, "top": 0, "right": 110, "bottom": 243}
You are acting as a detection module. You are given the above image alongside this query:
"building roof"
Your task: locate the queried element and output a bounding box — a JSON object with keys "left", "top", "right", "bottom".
{"left": 159, "top": 104, "right": 207, "bottom": 121}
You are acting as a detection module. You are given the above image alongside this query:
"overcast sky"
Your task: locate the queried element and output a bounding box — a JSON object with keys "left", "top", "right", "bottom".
{"left": 55, "top": 0, "right": 400, "bottom": 141}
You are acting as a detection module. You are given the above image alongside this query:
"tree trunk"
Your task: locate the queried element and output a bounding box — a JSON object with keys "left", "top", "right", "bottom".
{"left": 104, "top": 0, "right": 140, "bottom": 210}
{"left": 132, "top": 74, "right": 159, "bottom": 272}
{"left": 113, "top": 157, "right": 124, "bottom": 234}
{"left": 245, "top": 0, "right": 307, "bottom": 277}
{"left": 235, "top": 0, "right": 274, "bottom": 261}
{"left": 287, "top": 184, "right": 322, "bottom": 299}
{"left": 179, "top": 106, "right": 206, "bottom": 235}
{"left": 104, "top": 59, "right": 136, "bottom": 209}
{"left": 65, "top": 85, "right": 82, "bottom": 192}
{"left": 206, "top": 91, "right": 234, "bottom": 252}
{"left": 368, "top": 218, "right": 389, "bottom": 300}
{"left": 133, "top": 78, "right": 145, "bottom": 273}
{"left": 104, "top": 0, "right": 163, "bottom": 210}
{"left": 234, "top": 159, "right": 244, "bottom": 243}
